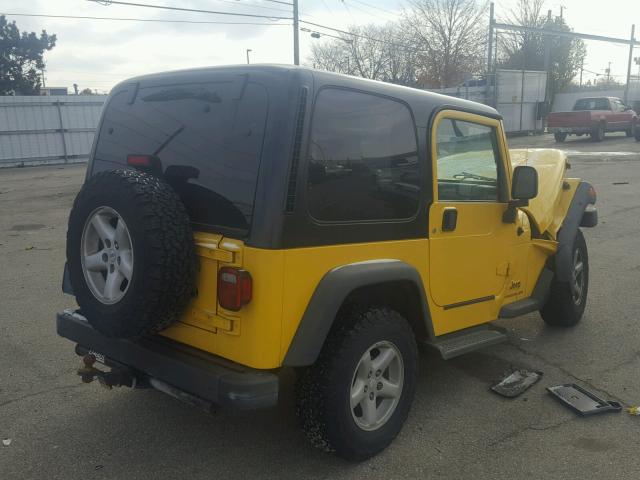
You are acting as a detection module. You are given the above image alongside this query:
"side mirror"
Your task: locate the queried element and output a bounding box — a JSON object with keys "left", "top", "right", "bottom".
{"left": 512, "top": 165, "right": 538, "bottom": 200}
{"left": 503, "top": 166, "right": 538, "bottom": 223}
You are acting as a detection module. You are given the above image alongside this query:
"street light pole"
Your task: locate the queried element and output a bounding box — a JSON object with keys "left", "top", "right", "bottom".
{"left": 293, "top": 0, "right": 300, "bottom": 65}
{"left": 624, "top": 24, "right": 635, "bottom": 104}
{"left": 246, "top": 49, "right": 252, "bottom": 65}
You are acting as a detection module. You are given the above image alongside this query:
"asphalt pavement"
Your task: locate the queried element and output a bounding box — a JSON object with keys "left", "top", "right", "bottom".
{"left": 1, "top": 132, "right": 640, "bottom": 479}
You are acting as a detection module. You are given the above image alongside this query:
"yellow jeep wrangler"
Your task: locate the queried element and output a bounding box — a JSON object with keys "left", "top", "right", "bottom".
{"left": 57, "top": 65, "right": 597, "bottom": 460}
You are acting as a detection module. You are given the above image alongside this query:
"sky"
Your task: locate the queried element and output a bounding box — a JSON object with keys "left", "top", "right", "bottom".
{"left": 1, "top": 0, "right": 639, "bottom": 93}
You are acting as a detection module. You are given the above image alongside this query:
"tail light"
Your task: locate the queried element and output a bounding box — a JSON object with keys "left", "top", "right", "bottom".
{"left": 127, "top": 154, "right": 162, "bottom": 174}
{"left": 218, "top": 267, "right": 252, "bottom": 311}
{"left": 127, "top": 154, "right": 153, "bottom": 167}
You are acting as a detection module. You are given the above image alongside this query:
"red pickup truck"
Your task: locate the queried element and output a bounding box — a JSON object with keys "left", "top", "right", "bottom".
{"left": 548, "top": 96, "right": 637, "bottom": 142}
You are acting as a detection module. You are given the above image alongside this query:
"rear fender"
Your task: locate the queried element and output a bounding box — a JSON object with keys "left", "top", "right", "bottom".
{"left": 282, "top": 260, "right": 433, "bottom": 367}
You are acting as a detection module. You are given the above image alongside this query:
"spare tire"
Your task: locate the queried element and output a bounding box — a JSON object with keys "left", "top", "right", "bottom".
{"left": 66, "top": 169, "right": 196, "bottom": 338}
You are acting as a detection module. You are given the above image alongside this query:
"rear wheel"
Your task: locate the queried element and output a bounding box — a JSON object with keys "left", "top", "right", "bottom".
{"left": 296, "top": 307, "right": 418, "bottom": 461}
{"left": 554, "top": 132, "right": 567, "bottom": 143}
{"left": 590, "top": 122, "right": 605, "bottom": 142}
{"left": 67, "top": 169, "right": 196, "bottom": 338}
{"left": 540, "top": 229, "right": 588, "bottom": 327}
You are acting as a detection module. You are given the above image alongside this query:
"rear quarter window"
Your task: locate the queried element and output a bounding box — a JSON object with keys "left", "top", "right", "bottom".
{"left": 306, "top": 88, "right": 419, "bottom": 222}
{"left": 93, "top": 80, "right": 268, "bottom": 235}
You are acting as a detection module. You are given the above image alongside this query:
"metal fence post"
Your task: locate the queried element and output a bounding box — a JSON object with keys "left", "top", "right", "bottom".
{"left": 55, "top": 100, "right": 69, "bottom": 163}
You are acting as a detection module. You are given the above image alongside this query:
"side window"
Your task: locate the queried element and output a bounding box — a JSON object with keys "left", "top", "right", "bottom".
{"left": 306, "top": 88, "right": 419, "bottom": 222}
{"left": 435, "top": 118, "right": 502, "bottom": 202}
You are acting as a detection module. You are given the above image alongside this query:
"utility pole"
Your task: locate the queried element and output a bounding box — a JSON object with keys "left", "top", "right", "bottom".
{"left": 606, "top": 61, "right": 612, "bottom": 84}
{"left": 624, "top": 24, "right": 635, "bottom": 104}
{"left": 487, "top": 2, "right": 494, "bottom": 76}
{"left": 246, "top": 49, "right": 252, "bottom": 65}
{"left": 579, "top": 58, "right": 584, "bottom": 86}
{"left": 293, "top": 0, "right": 300, "bottom": 65}
{"left": 543, "top": 10, "right": 552, "bottom": 103}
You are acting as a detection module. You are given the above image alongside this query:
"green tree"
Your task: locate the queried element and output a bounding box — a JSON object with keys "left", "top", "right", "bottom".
{"left": 0, "top": 15, "right": 57, "bottom": 95}
{"left": 498, "top": 0, "right": 586, "bottom": 99}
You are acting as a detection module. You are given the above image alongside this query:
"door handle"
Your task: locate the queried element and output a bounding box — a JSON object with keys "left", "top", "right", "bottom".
{"left": 442, "top": 207, "right": 458, "bottom": 232}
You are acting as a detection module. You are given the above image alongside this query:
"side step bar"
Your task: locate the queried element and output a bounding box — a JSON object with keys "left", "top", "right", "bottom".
{"left": 423, "top": 325, "right": 507, "bottom": 360}
{"left": 498, "top": 298, "right": 540, "bottom": 318}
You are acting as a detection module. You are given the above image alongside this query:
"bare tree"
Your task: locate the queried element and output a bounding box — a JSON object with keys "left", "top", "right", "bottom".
{"left": 307, "top": 23, "right": 420, "bottom": 86}
{"left": 402, "top": 0, "right": 488, "bottom": 88}
{"left": 498, "top": 0, "right": 546, "bottom": 65}
{"left": 347, "top": 25, "right": 391, "bottom": 80}
{"left": 309, "top": 38, "right": 352, "bottom": 74}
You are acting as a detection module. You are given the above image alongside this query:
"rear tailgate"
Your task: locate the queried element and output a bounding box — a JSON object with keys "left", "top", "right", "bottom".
{"left": 179, "top": 232, "right": 244, "bottom": 334}
{"left": 547, "top": 111, "right": 591, "bottom": 128}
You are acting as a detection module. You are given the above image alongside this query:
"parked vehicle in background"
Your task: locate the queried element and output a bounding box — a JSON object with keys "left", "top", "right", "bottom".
{"left": 547, "top": 96, "right": 637, "bottom": 142}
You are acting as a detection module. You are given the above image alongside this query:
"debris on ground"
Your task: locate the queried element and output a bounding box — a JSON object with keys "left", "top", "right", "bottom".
{"left": 2, "top": 438, "right": 11, "bottom": 446}
{"left": 547, "top": 384, "right": 622, "bottom": 416}
{"left": 24, "top": 246, "right": 34, "bottom": 250}
{"left": 627, "top": 406, "right": 640, "bottom": 416}
{"left": 491, "top": 369, "right": 543, "bottom": 398}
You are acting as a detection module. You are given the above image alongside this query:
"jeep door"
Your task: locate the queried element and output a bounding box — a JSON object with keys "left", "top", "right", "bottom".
{"left": 428, "top": 111, "right": 519, "bottom": 334}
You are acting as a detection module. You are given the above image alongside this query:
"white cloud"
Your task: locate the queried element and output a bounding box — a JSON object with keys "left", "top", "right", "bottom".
{"left": 3, "top": 1, "right": 638, "bottom": 91}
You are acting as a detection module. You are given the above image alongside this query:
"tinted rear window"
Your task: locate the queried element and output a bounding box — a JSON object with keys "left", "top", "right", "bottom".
{"left": 306, "top": 88, "right": 419, "bottom": 222}
{"left": 93, "top": 79, "right": 268, "bottom": 234}
{"left": 573, "top": 98, "right": 609, "bottom": 111}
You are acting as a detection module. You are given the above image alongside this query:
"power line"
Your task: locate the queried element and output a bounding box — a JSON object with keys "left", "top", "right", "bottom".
{"left": 319, "top": 0, "right": 334, "bottom": 15}
{"left": 246, "top": 0, "right": 293, "bottom": 5}
{"left": 343, "top": 1, "right": 388, "bottom": 21}
{"left": 207, "top": 0, "right": 292, "bottom": 14}
{"left": 350, "top": 0, "right": 398, "bottom": 16}
{"left": 300, "top": 20, "right": 425, "bottom": 52}
{"left": 85, "top": 0, "right": 292, "bottom": 20}
{"left": 0, "top": 12, "right": 292, "bottom": 26}
{"left": 340, "top": 0, "right": 357, "bottom": 23}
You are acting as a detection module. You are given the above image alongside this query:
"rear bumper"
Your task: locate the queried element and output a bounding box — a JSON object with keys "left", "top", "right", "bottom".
{"left": 56, "top": 310, "right": 279, "bottom": 410}
{"left": 548, "top": 126, "right": 592, "bottom": 134}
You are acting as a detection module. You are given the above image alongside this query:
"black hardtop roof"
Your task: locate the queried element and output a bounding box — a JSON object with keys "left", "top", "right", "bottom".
{"left": 116, "top": 64, "right": 501, "bottom": 125}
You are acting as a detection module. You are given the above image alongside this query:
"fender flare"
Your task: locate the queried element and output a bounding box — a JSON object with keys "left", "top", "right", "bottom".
{"left": 282, "top": 260, "right": 434, "bottom": 367}
{"left": 555, "top": 181, "right": 596, "bottom": 283}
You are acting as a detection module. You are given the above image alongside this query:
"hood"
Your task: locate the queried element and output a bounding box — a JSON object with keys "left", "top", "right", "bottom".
{"left": 509, "top": 148, "right": 568, "bottom": 235}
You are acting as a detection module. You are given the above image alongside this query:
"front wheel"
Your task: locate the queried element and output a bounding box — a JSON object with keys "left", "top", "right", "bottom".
{"left": 296, "top": 307, "right": 418, "bottom": 461}
{"left": 540, "top": 229, "right": 589, "bottom": 327}
{"left": 554, "top": 132, "right": 567, "bottom": 143}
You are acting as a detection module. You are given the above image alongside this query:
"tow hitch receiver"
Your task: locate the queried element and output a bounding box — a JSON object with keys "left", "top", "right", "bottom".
{"left": 77, "top": 354, "right": 138, "bottom": 389}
